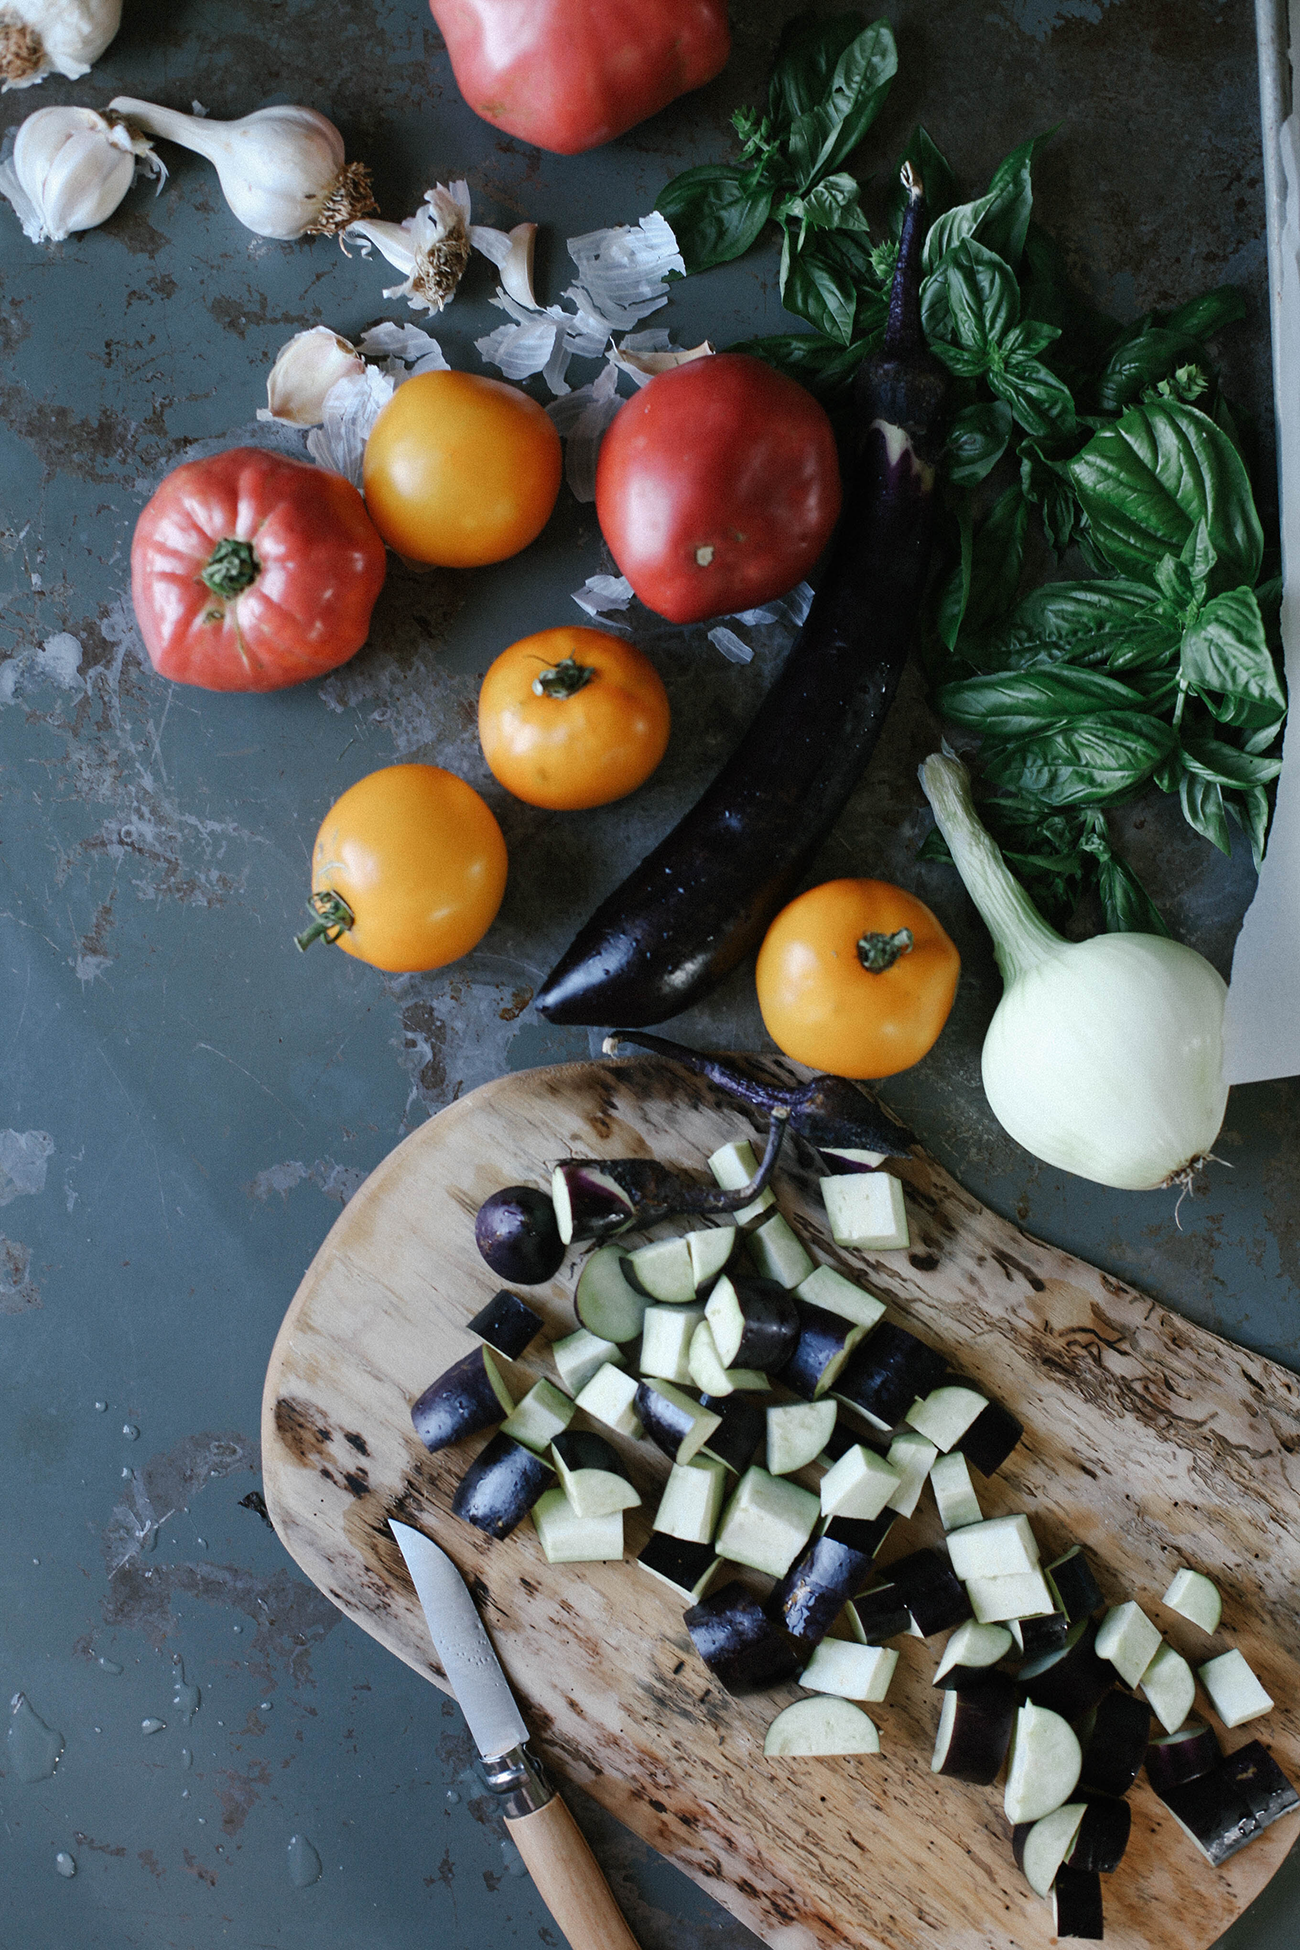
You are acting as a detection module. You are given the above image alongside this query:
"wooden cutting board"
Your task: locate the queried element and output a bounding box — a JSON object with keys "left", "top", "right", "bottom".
{"left": 261, "top": 1054, "right": 1300, "bottom": 1950}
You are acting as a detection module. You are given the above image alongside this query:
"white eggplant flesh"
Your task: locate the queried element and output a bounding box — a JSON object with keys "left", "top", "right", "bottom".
{"left": 820, "top": 1171, "right": 909, "bottom": 1250}
{"left": 819, "top": 1443, "right": 901, "bottom": 1522}
{"left": 685, "top": 1224, "right": 737, "bottom": 1289}
{"left": 1004, "top": 1701, "right": 1083, "bottom": 1823}
{"left": 655, "top": 1455, "right": 730, "bottom": 1544}
{"left": 574, "top": 1362, "right": 643, "bottom": 1438}
{"left": 884, "top": 1430, "right": 939, "bottom": 1517}
{"left": 551, "top": 1326, "right": 624, "bottom": 1396}
{"left": 1198, "top": 1647, "right": 1274, "bottom": 1728}
{"left": 1163, "top": 1566, "right": 1223, "bottom": 1635}
{"left": 550, "top": 1443, "right": 641, "bottom": 1520}
{"left": 765, "top": 1399, "right": 837, "bottom": 1476}
{"left": 905, "top": 1383, "right": 987, "bottom": 1452}
{"left": 764, "top": 1695, "right": 880, "bottom": 1757}
{"left": 946, "top": 1513, "right": 1040, "bottom": 1581}
{"left": 708, "top": 1139, "right": 775, "bottom": 1224}
{"left": 795, "top": 1263, "right": 886, "bottom": 1332}
{"left": 624, "top": 1234, "right": 696, "bottom": 1303}
{"left": 966, "top": 1569, "right": 1055, "bottom": 1624}
{"left": 531, "top": 1487, "right": 624, "bottom": 1563}
{"left": 688, "top": 1318, "right": 770, "bottom": 1396}
{"left": 1095, "top": 1600, "right": 1162, "bottom": 1688}
{"left": 574, "top": 1246, "right": 648, "bottom": 1343}
{"left": 500, "top": 1378, "right": 575, "bottom": 1454}
{"left": 930, "top": 1450, "right": 982, "bottom": 1531}
{"left": 747, "top": 1212, "right": 815, "bottom": 1288}
{"left": 933, "top": 1619, "right": 1013, "bottom": 1682}
{"left": 799, "top": 1638, "right": 898, "bottom": 1703}
{"left": 1021, "top": 1802, "right": 1087, "bottom": 1899}
{"left": 638, "top": 1305, "right": 705, "bottom": 1385}
{"left": 715, "top": 1466, "right": 820, "bottom": 1579}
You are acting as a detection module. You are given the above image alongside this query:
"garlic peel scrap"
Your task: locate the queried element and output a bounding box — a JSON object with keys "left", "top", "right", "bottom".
{"left": 0, "top": 104, "right": 163, "bottom": 242}
{"left": 345, "top": 180, "right": 473, "bottom": 313}
{"left": 258, "top": 327, "right": 364, "bottom": 427}
{"left": 1, "top": 0, "right": 122, "bottom": 89}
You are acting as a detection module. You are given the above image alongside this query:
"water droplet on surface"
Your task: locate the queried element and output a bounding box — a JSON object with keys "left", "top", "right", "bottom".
{"left": 94, "top": 1400, "right": 107, "bottom": 1412}
{"left": 181, "top": 1747, "right": 193, "bottom": 1769}
{"left": 141, "top": 1718, "right": 166, "bottom": 1735}
{"left": 287, "top": 1833, "right": 323, "bottom": 1888}
{"left": 122, "top": 1425, "right": 139, "bottom": 1441}
{"left": 97, "top": 1657, "right": 123, "bottom": 1674}
{"left": 54, "top": 1852, "right": 76, "bottom": 1878}
{"left": 120, "top": 1467, "right": 134, "bottom": 1479}
{"left": 232, "top": 1625, "right": 242, "bottom": 1635}
{"left": 445, "top": 1788, "right": 461, "bottom": 1805}
{"left": 195, "top": 1536, "right": 207, "bottom": 1549}
{"left": 31, "top": 1557, "right": 39, "bottom": 1566}
{"left": 501, "top": 1839, "right": 528, "bottom": 1878}
{"left": 8, "top": 1695, "right": 64, "bottom": 1782}
{"left": 259, "top": 1700, "right": 272, "bottom": 1712}
{"left": 171, "top": 1658, "right": 200, "bottom": 1725}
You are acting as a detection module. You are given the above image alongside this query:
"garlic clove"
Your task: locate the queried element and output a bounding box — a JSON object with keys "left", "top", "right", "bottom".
{"left": 259, "top": 327, "right": 365, "bottom": 426}
{"left": 107, "top": 97, "right": 377, "bottom": 240}
{"left": 611, "top": 338, "right": 715, "bottom": 383}
{"left": 469, "top": 219, "right": 538, "bottom": 309}
{"left": 1, "top": 0, "right": 122, "bottom": 90}
{"left": 0, "top": 104, "right": 163, "bottom": 242}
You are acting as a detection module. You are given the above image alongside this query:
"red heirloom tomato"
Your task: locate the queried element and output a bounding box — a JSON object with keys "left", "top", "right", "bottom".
{"left": 594, "top": 354, "right": 842, "bottom": 626}
{"left": 131, "top": 447, "right": 387, "bottom": 692}
{"left": 429, "top": 0, "right": 730, "bottom": 155}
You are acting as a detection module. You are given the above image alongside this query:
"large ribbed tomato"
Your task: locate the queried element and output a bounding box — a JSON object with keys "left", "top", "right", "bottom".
{"left": 594, "top": 354, "right": 842, "bottom": 625}
{"left": 131, "top": 447, "right": 387, "bottom": 692}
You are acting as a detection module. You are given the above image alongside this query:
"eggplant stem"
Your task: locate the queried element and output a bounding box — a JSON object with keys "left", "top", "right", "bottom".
{"left": 885, "top": 162, "right": 926, "bottom": 359}
{"left": 857, "top": 928, "right": 914, "bottom": 973}
{"left": 603, "top": 1029, "right": 795, "bottom": 1115}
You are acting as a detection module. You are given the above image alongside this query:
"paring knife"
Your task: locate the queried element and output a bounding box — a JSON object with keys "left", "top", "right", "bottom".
{"left": 390, "top": 1519, "right": 640, "bottom": 1950}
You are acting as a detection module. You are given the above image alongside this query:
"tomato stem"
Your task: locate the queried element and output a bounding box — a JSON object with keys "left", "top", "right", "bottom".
{"left": 857, "top": 928, "right": 914, "bottom": 973}
{"left": 295, "top": 889, "right": 356, "bottom": 953}
{"left": 532, "top": 656, "right": 596, "bottom": 700}
{"left": 201, "top": 537, "right": 261, "bottom": 599}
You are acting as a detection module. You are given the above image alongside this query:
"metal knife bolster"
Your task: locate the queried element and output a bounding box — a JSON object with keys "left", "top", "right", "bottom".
{"left": 481, "top": 1743, "right": 554, "bottom": 1818}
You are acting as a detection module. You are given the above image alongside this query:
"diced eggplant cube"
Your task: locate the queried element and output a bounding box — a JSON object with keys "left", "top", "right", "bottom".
{"left": 888, "top": 1548, "right": 972, "bottom": 1638}
{"left": 575, "top": 1362, "right": 643, "bottom": 1438}
{"left": 1141, "top": 1642, "right": 1196, "bottom": 1735}
{"left": 715, "top": 1466, "right": 820, "bottom": 1580}
{"left": 552, "top": 1326, "right": 625, "bottom": 1396}
{"left": 635, "top": 1532, "right": 720, "bottom": 1604}
{"left": 1199, "top": 1647, "right": 1273, "bottom": 1728}
{"left": 684, "top": 1580, "right": 801, "bottom": 1694}
{"left": 820, "top": 1172, "right": 909, "bottom": 1251}
{"left": 768, "top": 1532, "right": 875, "bottom": 1649}
{"left": 823, "top": 1511, "right": 897, "bottom": 1564}
{"left": 929, "top": 1450, "right": 982, "bottom": 1531}
{"left": 1094, "top": 1600, "right": 1161, "bottom": 1689}
{"left": 624, "top": 1234, "right": 697, "bottom": 1303}
{"left": 1159, "top": 1769, "right": 1259, "bottom": 1864}
{"left": 834, "top": 1323, "right": 947, "bottom": 1431}
{"left": 1079, "top": 1690, "right": 1152, "bottom": 1797}
{"left": 946, "top": 1513, "right": 1040, "bottom": 1582}
{"left": 1016, "top": 1609, "right": 1071, "bottom": 1663}
{"left": 551, "top": 1161, "right": 637, "bottom": 1246}
{"left": 467, "top": 1289, "right": 543, "bottom": 1361}
{"left": 800, "top": 1638, "right": 898, "bottom": 1703}
{"left": 574, "top": 1245, "right": 648, "bottom": 1343}
{"left": 931, "top": 1677, "right": 1017, "bottom": 1784}
{"left": 1051, "top": 1865, "right": 1104, "bottom": 1940}
{"left": 966, "top": 1569, "right": 1055, "bottom": 1624}
{"left": 687, "top": 1319, "right": 769, "bottom": 1397}
{"left": 638, "top": 1305, "right": 705, "bottom": 1385}
{"left": 1145, "top": 1722, "right": 1223, "bottom": 1797}
{"left": 1162, "top": 1566, "right": 1222, "bottom": 1636}
{"left": 1068, "top": 1795, "right": 1131, "bottom": 1874}
{"left": 708, "top": 1138, "right": 775, "bottom": 1225}
{"left": 1045, "top": 1544, "right": 1104, "bottom": 1622}
{"left": 500, "top": 1377, "right": 575, "bottom": 1454}
{"left": 884, "top": 1430, "right": 939, "bottom": 1517}
{"left": 819, "top": 1443, "right": 901, "bottom": 1522}
{"left": 845, "top": 1579, "right": 912, "bottom": 1643}
{"left": 1020, "top": 1618, "right": 1113, "bottom": 1722}
{"left": 451, "top": 1432, "right": 555, "bottom": 1539}
{"left": 705, "top": 1275, "right": 799, "bottom": 1371}
{"left": 794, "top": 1263, "right": 886, "bottom": 1332}
{"left": 531, "top": 1487, "right": 624, "bottom": 1564}
{"left": 633, "top": 1379, "right": 721, "bottom": 1464}
{"left": 933, "top": 1620, "right": 1013, "bottom": 1684}
{"left": 780, "top": 1300, "right": 866, "bottom": 1400}
{"left": 1004, "top": 1700, "right": 1082, "bottom": 1824}
{"left": 765, "top": 1399, "right": 837, "bottom": 1477}
{"left": 411, "top": 1346, "right": 515, "bottom": 1454}
{"left": 698, "top": 1392, "right": 765, "bottom": 1473}
{"left": 1017, "top": 1802, "right": 1086, "bottom": 1898}
{"left": 550, "top": 1429, "right": 641, "bottom": 1520}
{"left": 747, "top": 1212, "right": 816, "bottom": 1288}
{"left": 685, "top": 1224, "right": 737, "bottom": 1290}
{"left": 655, "top": 1455, "right": 730, "bottom": 1544}
{"left": 905, "top": 1383, "right": 987, "bottom": 1452}
{"left": 1219, "top": 1740, "right": 1300, "bottom": 1828}
{"left": 764, "top": 1695, "right": 880, "bottom": 1756}
{"left": 818, "top": 1146, "right": 886, "bottom": 1170}
{"left": 956, "top": 1395, "right": 1023, "bottom": 1477}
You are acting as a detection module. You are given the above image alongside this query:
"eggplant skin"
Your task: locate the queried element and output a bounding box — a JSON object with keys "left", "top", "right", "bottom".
{"left": 451, "top": 1432, "right": 555, "bottom": 1539}
{"left": 685, "top": 1580, "right": 801, "bottom": 1694}
{"left": 411, "top": 1347, "right": 506, "bottom": 1454}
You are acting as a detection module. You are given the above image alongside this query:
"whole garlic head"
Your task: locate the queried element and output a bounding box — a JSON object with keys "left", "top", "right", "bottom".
{"left": 0, "top": 104, "right": 163, "bottom": 241}
{"left": 0, "top": 0, "right": 123, "bottom": 89}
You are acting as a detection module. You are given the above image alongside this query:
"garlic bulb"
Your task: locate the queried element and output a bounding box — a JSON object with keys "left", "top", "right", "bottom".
{"left": 0, "top": 104, "right": 163, "bottom": 242}
{"left": 0, "top": 0, "right": 121, "bottom": 89}
{"left": 107, "top": 97, "right": 377, "bottom": 240}
{"left": 345, "top": 181, "right": 474, "bottom": 314}
{"left": 258, "top": 326, "right": 365, "bottom": 426}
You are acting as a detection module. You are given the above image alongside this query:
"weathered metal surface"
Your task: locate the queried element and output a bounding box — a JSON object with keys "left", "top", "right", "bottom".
{"left": 1, "top": 0, "right": 1295, "bottom": 1945}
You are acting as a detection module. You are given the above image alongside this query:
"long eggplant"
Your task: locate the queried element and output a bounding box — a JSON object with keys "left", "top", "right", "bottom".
{"left": 535, "top": 163, "right": 947, "bottom": 1027}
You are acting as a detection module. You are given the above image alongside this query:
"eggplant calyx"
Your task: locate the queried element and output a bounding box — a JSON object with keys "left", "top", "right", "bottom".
{"left": 201, "top": 536, "right": 260, "bottom": 599}
{"left": 295, "top": 888, "right": 355, "bottom": 952}
{"left": 857, "top": 928, "right": 913, "bottom": 974}
{"left": 532, "top": 656, "right": 596, "bottom": 700}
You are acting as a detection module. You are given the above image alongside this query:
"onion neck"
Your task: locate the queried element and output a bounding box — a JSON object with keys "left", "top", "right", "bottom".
{"left": 918, "top": 752, "right": 1062, "bottom": 988}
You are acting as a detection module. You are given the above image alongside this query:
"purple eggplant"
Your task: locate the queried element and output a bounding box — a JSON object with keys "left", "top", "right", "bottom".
{"left": 1045, "top": 1544, "right": 1104, "bottom": 1622}
{"left": 475, "top": 1187, "right": 566, "bottom": 1284}
{"left": 466, "top": 1288, "right": 544, "bottom": 1361}
{"left": 636, "top": 1533, "right": 721, "bottom": 1604}
{"left": 1052, "top": 1866, "right": 1104, "bottom": 1939}
{"left": 931, "top": 1676, "right": 1016, "bottom": 1784}
{"left": 1079, "top": 1690, "right": 1152, "bottom": 1798}
{"left": 956, "top": 1396, "right": 1023, "bottom": 1477}
{"left": 534, "top": 165, "right": 947, "bottom": 1027}
{"left": 1070, "top": 1798, "right": 1131, "bottom": 1875}
{"left": 684, "top": 1580, "right": 801, "bottom": 1695}
{"left": 768, "top": 1531, "right": 878, "bottom": 1649}
{"left": 698, "top": 1393, "right": 766, "bottom": 1474}
{"left": 1021, "top": 1618, "right": 1113, "bottom": 1722}
{"left": 779, "top": 1300, "right": 865, "bottom": 1401}
{"left": 835, "top": 1322, "right": 947, "bottom": 1431}
{"left": 1220, "top": 1741, "right": 1300, "bottom": 1828}
{"left": 888, "top": 1548, "right": 971, "bottom": 1637}
{"left": 450, "top": 1432, "right": 555, "bottom": 1539}
{"left": 1145, "top": 1722, "right": 1222, "bottom": 1797}
{"left": 551, "top": 1109, "right": 787, "bottom": 1245}
{"left": 411, "top": 1346, "right": 514, "bottom": 1454}
{"left": 706, "top": 1275, "right": 800, "bottom": 1371}
{"left": 1158, "top": 1769, "right": 1259, "bottom": 1865}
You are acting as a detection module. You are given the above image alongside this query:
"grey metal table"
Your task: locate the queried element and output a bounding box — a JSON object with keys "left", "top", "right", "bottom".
{"left": 3, "top": 1, "right": 1297, "bottom": 1945}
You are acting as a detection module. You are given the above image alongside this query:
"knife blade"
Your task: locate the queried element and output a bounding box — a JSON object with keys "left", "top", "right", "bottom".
{"left": 389, "top": 1519, "right": 641, "bottom": 1950}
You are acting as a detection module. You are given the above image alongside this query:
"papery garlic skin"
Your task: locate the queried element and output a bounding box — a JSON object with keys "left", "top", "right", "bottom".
{"left": 0, "top": 104, "right": 162, "bottom": 241}
{"left": 0, "top": 0, "right": 121, "bottom": 89}
{"left": 258, "top": 327, "right": 364, "bottom": 426}
{"left": 108, "top": 97, "right": 377, "bottom": 240}
{"left": 346, "top": 181, "right": 473, "bottom": 314}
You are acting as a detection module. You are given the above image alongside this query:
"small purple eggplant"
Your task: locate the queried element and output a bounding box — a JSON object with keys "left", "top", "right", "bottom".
{"left": 475, "top": 1186, "right": 566, "bottom": 1284}
{"left": 551, "top": 1107, "right": 788, "bottom": 1245}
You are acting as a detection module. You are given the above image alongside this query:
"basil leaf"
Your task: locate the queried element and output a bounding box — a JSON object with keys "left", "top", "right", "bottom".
{"left": 1065, "top": 401, "right": 1264, "bottom": 592}
{"left": 786, "top": 18, "right": 898, "bottom": 187}
{"left": 922, "top": 132, "right": 1050, "bottom": 275}
{"left": 1179, "top": 516, "right": 1218, "bottom": 585}
{"left": 1003, "top": 319, "right": 1060, "bottom": 358}
{"left": 1095, "top": 326, "right": 1206, "bottom": 412}
{"left": 729, "top": 330, "right": 876, "bottom": 399}
{"left": 1079, "top": 824, "right": 1171, "bottom": 934}
{"left": 779, "top": 172, "right": 872, "bottom": 242}
{"left": 935, "top": 493, "right": 977, "bottom": 652}
{"left": 1178, "top": 769, "right": 1232, "bottom": 856}
{"left": 1228, "top": 783, "right": 1270, "bottom": 867}
{"left": 946, "top": 484, "right": 1030, "bottom": 647}
{"left": 1163, "top": 285, "right": 1247, "bottom": 341}
{"left": 780, "top": 228, "right": 866, "bottom": 343}
{"left": 980, "top": 713, "right": 1178, "bottom": 805}
{"left": 946, "top": 401, "right": 1014, "bottom": 486}
{"left": 930, "top": 340, "right": 992, "bottom": 379}
{"left": 656, "top": 165, "right": 774, "bottom": 274}
{"left": 1179, "top": 733, "right": 1283, "bottom": 788}
{"left": 768, "top": 11, "right": 868, "bottom": 126}
{"left": 1180, "top": 586, "right": 1287, "bottom": 727}
{"left": 963, "top": 579, "right": 1180, "bottom": 674}
{"left": 939, "top": 666, "right": 1154, "bottom": 736}
{"left": 990, "top": 353, "right": 1077, "bottom": 440}
{"left": 944, "top": 238, "right": 1020, "bottom": 350}
{"left": 888, "top": 126, "right": 957, "bottom": 235}
{"left": 1019, "top": 440, "right": 1083, "bottom": 555}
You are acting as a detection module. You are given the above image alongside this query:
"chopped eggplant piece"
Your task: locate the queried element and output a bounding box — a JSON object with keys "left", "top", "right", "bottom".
{"left": 766, "top": 1400, "right": 837, "bottom": 1477}
{"left": 764, "top": 1695, "right": 880, "bottom": 1756}
{"left": 1004, "top": 1700, "right": 1083, "bottom": 1824}
{"left": 845, "top": 1579, "right": 912, "bottom": 1643}
{"left": 1015, "top": 1609, "right": 1071, "bottom": 1663}
{"left": 800, "top": 1638, "right": 898, "bottom": 1703}
{"left": 553, "top": 1114, "right": 788, "bottom": 1245}
{"left": 1021, "top": 1618, "right": 1113, "bottom": 1722}
{"left": 818, "top": 1145, "right": 886, "bottom": 1171}
{"left": 889, "top": 1548, "right": 972, "bottom": 1638}
{"left": 768, "top": 1532, "right": 875, "bottom": 1649}
{"left": 467, "top": 1289, "right": 544, "bottom": 1361}
{"left": 575, "top": 1362, "right": 643, "bottom": 1438}
{"left": 685, "top": 1224, "right": 737, "bottom": 1290}
{"left": 820, "top": 1171, "right": 909, "bottom": 1251}
{"left": 905, "top": 1383, "right": 987, "bottom": 1452}
{"left": 687, "top": 1319, "right": 770, "bottom": 1396}
{"left": 747, "top": 1211, "right": 816, "bottom": 1288}
{"left": 623, "top": 1234, "right": 697, "bottom": 1303}
{"left": 574, "top": 1245, "right": 649, "bottom": 1343}
{"left": 500, "top": 1377, "right": 575, "bottom": 1454}
{"left": 884, "top": 1430, "right": 938, "bottom": 1517}
{"left": 967, "top": 1569, "right": 1056, "bottom": 1624}
{"left": 1068, "top": 1796, "right": 1131, "bottom": 1874}
{"left": 684, "top": 1580, "right": 801, "bottom": 1694}
{"left": 705, "top": 1274, "right": 800, "bottom": 1371}
{"left": 933, "top": 1620, "right": 1013, "bottom": 1684}
{"left": 707, "top": 1137, "right": 775, "bottom": 1224}
{"left": 823, "top": 1511, "right": 897, "bottom": 1562}
{"left": 530, "top": 1487, "right": 624, "bottom": 1563}
{"left": 1016, "top": 1802, "right": 1086, "bottom": 1898}
{"left": 819, "top": 1442, "right": 901, "bottom": 1522}
{"left": 475, "top": 1186, "right": 566, "bottom": 1284}
{"left": 1145, "top": 1722, "right": 1223, "bottom": 1796}
{"left": 635, "top": 1532, "right": 720, "bottom": 1604}
{"left": 1159, "top": 1769, "right": 1259, "bottom": 1864}
{"left": 1044, "top": 1544, "right": 1104, "bottom": 1622}
{"left": 931, "top": 1677, "right": 1016, "bottom": 1784}
{"left": 946, "top": 1513, "right": 1039, "bottom": 1582}
{"left": 929, "top": 1450, "right": 982, "bottom": 1531}
{"left": 698, "top": 1392, "right": 766, "bottom": 1473}
{"left": 1052, "top": 1865, "right": 1104, "bottom": 1940}
{"left": 780, "top": 1300, "right": 867, "bottom": 1400}
{"left": 655, "top": 1455, "right": 730, "bottom": 1544}
{"left": 834, "top": 1323, "right": 947, "bottom": 1432}
{"left": 795, "top": 1263, "right": 886, "bottom": 1333}
{"left": 639, "top": 1304, "right": 706, "bottom": 1385}
{"left": 451, "top": 1432, "right": 555, "bottom": 1539}
{"left": 715, "top": 1466, "right": 820, "bottom": 1579}
{"left": 1079, "top": 1690, "right": 1152, "bottom": 1798}
{"left": 551, "top": 1325, "right": 624, "bottom": 1396}
{"left": 1219, "top": 1741, "right": 1300, "bottom": 1828}
{"left": 1199, "top": 1647, "right": 1274, "bottom": 1728}
{"left": 1163, "top": 1566, "right": 1222, "bottom": 1636}
{"left": 1095, "top": 1601, "right": 1161, "bottom": 1689}
{"left": 411, "top": 1346, "right": 515, "bottom": 1454}
{"left": 956, "top": 1395, "right": 1023, "bottom": 1477}
{"left": 1142, "top": 1642, "right": 1196, "bottom": 1735}
{"left": 550, "top": 1429, "right": 641, "bottom": 1520}
{"left": 634, "top": 1379, "right": 721, "bottom": 1464}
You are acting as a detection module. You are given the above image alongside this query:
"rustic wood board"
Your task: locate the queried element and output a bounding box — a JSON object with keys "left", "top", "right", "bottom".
{"left": 261, "top": 1055, "right": 1300, "bottom": 1950}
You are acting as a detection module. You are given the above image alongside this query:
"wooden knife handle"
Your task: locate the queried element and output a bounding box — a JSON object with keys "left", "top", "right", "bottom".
{"left": 504, "top": 1791, "right": 641, "bottom": 1950}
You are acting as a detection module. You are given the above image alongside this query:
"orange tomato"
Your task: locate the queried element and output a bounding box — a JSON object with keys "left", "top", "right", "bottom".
{"left": 478, "top": 626, "right": 671, "bottom": 810}
{"left": 302, "top": 764, "right": 507, "bottom": 973}
{"left": 755, "top": 879, "right": 960, "bottom": 1079}
{"left": 362, "top": 370, "right": 562, "bottom": 568}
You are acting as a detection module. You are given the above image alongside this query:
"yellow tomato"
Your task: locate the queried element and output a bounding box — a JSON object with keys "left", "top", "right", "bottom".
{"left": 478, "top": 626, "right": 671, "bottom": 810}
{"left": 756, "top": 878, "right": 960, "bottom": 1078}
{"left": 303, "top": 764, "right": 507, "bottom": 973}
{"left": 362, "top": 370, "right": 562, "bottom": 568}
